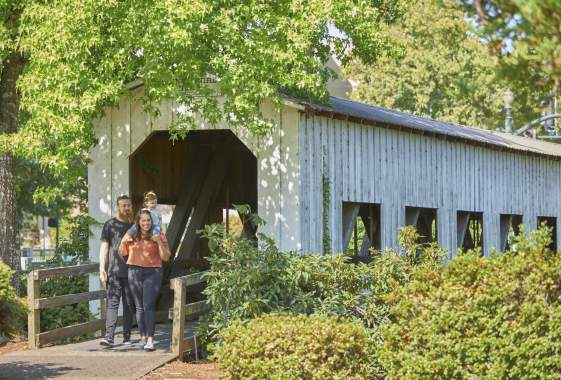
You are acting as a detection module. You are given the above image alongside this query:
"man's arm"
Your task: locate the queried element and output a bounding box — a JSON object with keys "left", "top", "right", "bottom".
{"left": 99, "top": 241, "right": 109, "bottom": 283}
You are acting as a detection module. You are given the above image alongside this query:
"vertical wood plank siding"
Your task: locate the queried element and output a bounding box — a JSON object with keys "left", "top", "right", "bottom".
{"left": 300, "top": 113, "right": 561, "bottom": 256}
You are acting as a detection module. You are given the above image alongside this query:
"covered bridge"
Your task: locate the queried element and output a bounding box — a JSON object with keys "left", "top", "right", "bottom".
{"left": 88, "top": 83, "right": 561, "bottom": 285}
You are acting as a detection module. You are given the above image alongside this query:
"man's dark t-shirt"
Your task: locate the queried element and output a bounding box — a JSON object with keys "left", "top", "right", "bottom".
{"left": 101, "top": 218, "right": 132, "bottom": 278}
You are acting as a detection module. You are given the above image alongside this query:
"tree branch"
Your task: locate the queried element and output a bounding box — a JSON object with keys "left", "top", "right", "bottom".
{"left": 474, "top": 0, "right": 488, "bottom": 25}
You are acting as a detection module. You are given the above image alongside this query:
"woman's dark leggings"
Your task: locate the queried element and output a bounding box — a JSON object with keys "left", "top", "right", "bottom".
{"left": 128, "top": 265, "right": 163, "bottom": 338}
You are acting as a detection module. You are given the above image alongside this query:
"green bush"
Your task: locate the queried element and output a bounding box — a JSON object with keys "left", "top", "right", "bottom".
{"left": 202, "top": 224, "right": 443, "bottom": 332}
{"left": 0, "top": 263, "right": 28, "bottom": 339}
{"left": 39, "top": 213, "right": 94, "bottom": 332}
{"left": 39, "top": 274, "right": 92, "bottom": 332}
{"left": 200, "top": 222, "right": 444, "bottom": 376}
{"left": 214, "top": 314, "right": 373, "bottom": 380}
{"left": 380, "top": 226, "right": 561, "bottom": 379}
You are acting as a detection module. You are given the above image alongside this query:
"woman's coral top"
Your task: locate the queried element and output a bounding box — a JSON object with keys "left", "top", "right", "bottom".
{"left": 123, "top": 234, "right": 168, "bottom": 268}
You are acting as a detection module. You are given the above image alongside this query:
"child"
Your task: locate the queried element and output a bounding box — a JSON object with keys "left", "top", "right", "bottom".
{"left": 124, "top": 191, "right": 162, "bottom": 240}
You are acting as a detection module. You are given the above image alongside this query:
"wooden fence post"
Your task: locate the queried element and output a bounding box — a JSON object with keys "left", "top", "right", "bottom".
{"left": 27, "top": 270, "right": 40, "bottom": 349}
{"left": 171, "top": 278, "right": 186, "bottom": 358}
{"left": 99, "top": 278, "right": 107, "bottom": 337}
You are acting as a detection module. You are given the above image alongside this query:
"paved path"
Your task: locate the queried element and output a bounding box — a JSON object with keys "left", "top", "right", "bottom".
{"left": 0, "top": 323, "right": 199, "bottom": 380}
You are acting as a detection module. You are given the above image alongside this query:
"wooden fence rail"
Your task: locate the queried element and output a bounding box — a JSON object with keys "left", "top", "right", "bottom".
{"left": 170, "top": 271, "right": 210, "bottom": 359}
{"left": 27, "top": 263, "right": 106, "bottom": 348}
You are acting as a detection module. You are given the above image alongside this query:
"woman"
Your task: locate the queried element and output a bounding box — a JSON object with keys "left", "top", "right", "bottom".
{"left": 120, "top": 208, "right": 171, "bottom": 351}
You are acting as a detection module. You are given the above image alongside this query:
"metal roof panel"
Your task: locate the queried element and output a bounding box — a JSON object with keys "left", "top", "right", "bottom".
{"left": 290, "top": 95, "right": 561, "bottom": 159}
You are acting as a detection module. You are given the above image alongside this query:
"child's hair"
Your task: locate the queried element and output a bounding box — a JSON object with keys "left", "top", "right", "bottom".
{"left": 143, "top": 190, "right": 158, "bottom": 204}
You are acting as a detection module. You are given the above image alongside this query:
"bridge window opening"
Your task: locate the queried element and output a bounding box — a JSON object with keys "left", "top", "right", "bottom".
{"left": 537, "top": 216, "right": 557, "bottom": 252}
{"left": 342, "top": 202, "right": 381, "bottom": 262}
{"left": 405, "top": 206, "right": 438, "bottom": 243}
{"left": 457, "top": 211, "right": 484, "bottom": 254}
{"left": 499, "top": 214, "right": 523, "bottom": 252}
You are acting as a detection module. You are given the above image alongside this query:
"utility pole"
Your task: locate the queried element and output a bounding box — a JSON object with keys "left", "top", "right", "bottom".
{"left": 503, "top": 90, "right": 514, "bottom": 134}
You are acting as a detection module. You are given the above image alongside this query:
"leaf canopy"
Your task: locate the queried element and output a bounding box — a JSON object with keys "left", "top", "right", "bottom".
{"left": 1, "top": 0, "right": 401, "bottom": 179}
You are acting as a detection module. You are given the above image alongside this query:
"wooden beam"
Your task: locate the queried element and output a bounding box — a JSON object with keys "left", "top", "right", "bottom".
{"left": 360, "top": 234, "right": 371, "bottom": 257}
{"left": 405, "top": 207, "right": 421, "bottom": 227}
{"left": 171, "top": 278, "right": 186, "bottom": 357}
{"left": 499, "top": 214, "right": 512, "bottom": 252}
{"left": 168, "top": 300, "right": 210, "bottom": 320}
{"left": 166, "top": 149, "right": 212, "bottom": 254}
{"left": 171, "top": 271, "right": 208, "bottom": 288}
{"left": 33, "top": 263, "right": 99, "bottom": 280}
{"left": 38, "top": 319, "right": 105, "bottom": 346}
{"left": 173, "top": 152, "right": 228, "bottom": 265}
{"left": 100, "top": 280, "right": 107, "bottom": 338}
{"left": 27, "top": 271, "right": 40, "bottom": 349}
{"left": 342, "top": 203, "right": 360, "bottom": 251}
{"left": 358, "top": 208, "right": 370, "bottom": 240}
{"left": 35, "top": 290, "right": 107, "bottom": 310}
{"left": 457, "top": 212, "right": 470, "bottom": 249}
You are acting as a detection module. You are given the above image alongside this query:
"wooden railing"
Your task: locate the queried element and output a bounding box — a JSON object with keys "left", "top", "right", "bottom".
{"left": 170, "top": 271, "right": 210, "bottom": 358}
{"left": 27, "top": 263, "right": 106, "bottom": 348}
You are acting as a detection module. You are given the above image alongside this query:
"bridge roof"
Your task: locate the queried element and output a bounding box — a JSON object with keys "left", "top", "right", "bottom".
{"left": 290, "top": 95, "right": 561, "bottom": 159}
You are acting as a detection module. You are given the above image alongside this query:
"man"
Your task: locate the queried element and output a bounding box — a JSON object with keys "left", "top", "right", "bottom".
{"left": 99, "top": 194, "right": 134, "bottom": 346}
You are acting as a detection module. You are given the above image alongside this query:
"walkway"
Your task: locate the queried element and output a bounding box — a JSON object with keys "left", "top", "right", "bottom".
{"left": 0, "top": 323, "right": 199, "bottom": 380}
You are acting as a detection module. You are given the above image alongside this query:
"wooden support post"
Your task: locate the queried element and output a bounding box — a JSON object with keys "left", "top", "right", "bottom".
{"left": 225, "top": 184, "right": 230, "bottom": 233}
{"left": 99, "top": 279, "right": 107, "bottom": 337}
{"left": 405, "top": 207, "right": 421, "bottom": 227}
{"left": 457, "top": 212, "right": 470, "bottom": 249}
{"left": 342, "top": 203, "right": 360, "bottom": 251}
{"left": 360, "top": 234, "right": 371, "bottom": 257}
{"left": 499, "top": 214, "right": 512, "bottom": 252}
{"left": 27, "top": 270, "right": 40, "bottom": 349}
{"left": 166, "top": 149, "right": 212, "bottom": 255}
{"left": 173, "top": 152, "right": 228, "bottom": 265}
{"left": 171, "top": 278, "right": 186, "bottom": 358}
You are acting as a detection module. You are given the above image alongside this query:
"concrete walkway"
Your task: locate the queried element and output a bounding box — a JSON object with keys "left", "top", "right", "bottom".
{"left": 0, "top": 323, "right": 199, "bottom": 380}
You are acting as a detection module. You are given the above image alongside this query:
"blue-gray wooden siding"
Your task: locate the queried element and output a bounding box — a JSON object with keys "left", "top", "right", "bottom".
{"left": 299, "top": 113, "right": 561, "bottom": 257}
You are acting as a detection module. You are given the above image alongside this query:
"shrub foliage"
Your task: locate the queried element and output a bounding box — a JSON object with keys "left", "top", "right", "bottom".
{"left": 201, "top": 213, "right": 561, "bottom": 378}
{"left": 201, "top": 220, "right": 443, "bottom": 376}
{"left": 215, "top": 314, "right": 373, "bottom": 380}
{"left": 0, "top": 263, "right": 28, "bottom": 339}
{"left": 380, "top": 227, "right": 561, "bottom": 379}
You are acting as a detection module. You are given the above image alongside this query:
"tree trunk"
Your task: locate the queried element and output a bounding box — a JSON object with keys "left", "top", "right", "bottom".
{"left": 0, "top": 51, "right": 26, "bottom": 293}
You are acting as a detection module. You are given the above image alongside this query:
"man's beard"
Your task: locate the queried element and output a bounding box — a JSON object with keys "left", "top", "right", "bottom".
{"left": 118, "top": 210, "right": 133, "bottom": 224}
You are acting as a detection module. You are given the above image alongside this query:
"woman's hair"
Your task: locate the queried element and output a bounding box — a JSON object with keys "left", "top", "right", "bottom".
{"left": 133, "top": 209, "right": 153, "bottom": 241}
{"left": 143, "top": 190, "right": 157, "bottom": 205}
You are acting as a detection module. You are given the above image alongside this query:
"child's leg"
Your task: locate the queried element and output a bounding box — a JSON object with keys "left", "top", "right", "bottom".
{"left": 127, "top": 224, "right": 137, "bottom": 237}
{"left": 152, "top": 225, "right": 161, "bottom": 235}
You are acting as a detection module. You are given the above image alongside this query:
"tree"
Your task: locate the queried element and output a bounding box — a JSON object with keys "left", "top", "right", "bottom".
{"left": 345, "top": 0, "right": 541, "bottom": 129}
{"left": 0, "top": 1, "right": 401, "bottom": 281}
{"left": 0, "top": 2, "right": 26, "bottom": 290}
{"left": 461, "top": 0, "right": 561, "bottom": 129}
{"left": 466, "top": 0, "right": 561, "bottom": 90}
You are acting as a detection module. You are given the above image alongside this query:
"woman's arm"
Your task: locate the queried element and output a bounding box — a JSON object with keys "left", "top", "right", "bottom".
{"left": 119, "top": 240, "right": 129, "bottom": 257}
{"left": 152, "top": 234, "right": 171, "bottom": 262}
{"left": 119, "top": 233, "right": 132, "bottom": 256}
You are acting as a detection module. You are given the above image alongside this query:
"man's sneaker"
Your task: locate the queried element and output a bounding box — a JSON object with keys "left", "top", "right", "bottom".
{"left": 122, "top": 339, "right": 132, "bottom": 346}
{"left": 99, "top": 338, "right": 114, "bottom": 347}
{"left": 143, "top": 342, "right": 155, "bottom": 351}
